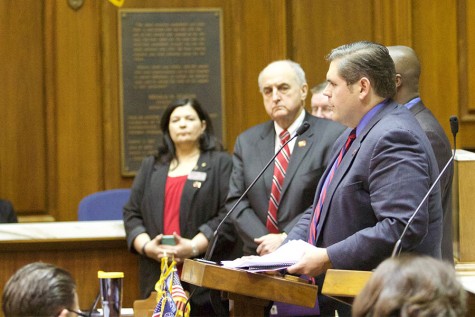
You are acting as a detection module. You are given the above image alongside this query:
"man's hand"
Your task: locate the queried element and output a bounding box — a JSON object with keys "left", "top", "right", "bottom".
{"left": 254, "top": 233, "right": 287, "bottom": 255}
{"left": 286, "top": 245, "right": 332, "bottom": 277}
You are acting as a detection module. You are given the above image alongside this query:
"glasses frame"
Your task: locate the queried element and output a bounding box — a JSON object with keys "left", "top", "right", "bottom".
{"left": 66, "top": 308, "right": 89, "bottom": 317}
{"left": 66, "top": 291, "right": 100, "bottom": 317}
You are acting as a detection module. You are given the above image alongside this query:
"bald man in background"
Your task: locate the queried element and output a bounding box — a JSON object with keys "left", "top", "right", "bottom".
{"left": 388, "top": 45, "right": 454, "bottom": 264}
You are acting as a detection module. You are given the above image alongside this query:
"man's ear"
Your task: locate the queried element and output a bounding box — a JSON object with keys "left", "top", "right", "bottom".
{"left": 395, "top": 73, "right": 402, "bottom": 88}
{"left": 300, "top": 83, "right": 309, "bottom": 101}
{"left": 58, "top": 308, "right": 70, "bottom": 317}
{"left": 359, "top": 77, "right": 370, "bottom": 98}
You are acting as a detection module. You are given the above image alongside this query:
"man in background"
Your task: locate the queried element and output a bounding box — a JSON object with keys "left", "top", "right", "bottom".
{"left": 388, "top": 45, "right": 454, "bottom": 264}
{"left": 310, "top": 82, "right": 333, "bottom": 119}
{"left": 2, "top": 262, "right": 82, "bottom": 317}
{"left": 227, "top": 60, "right": 344, "bottom": 256}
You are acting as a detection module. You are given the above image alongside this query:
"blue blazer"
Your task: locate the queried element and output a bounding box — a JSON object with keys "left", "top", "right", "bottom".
{"left": 288, "top": 101, "right": 443, "bottom": 270}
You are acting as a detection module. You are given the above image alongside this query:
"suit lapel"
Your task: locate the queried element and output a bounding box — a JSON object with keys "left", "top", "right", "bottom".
{"left": 150, "top": 162, "right": 168, "bottom": 231}
{"left": 311, "top": 129, "right": 348, "bottom": 207}
{"left": 408, "top": 100, "right": 425, "bottom": 116}
{"left": 281, "top": 115, "right": 314, "bottom": 197}
{"left": 257, "top": 123, "right": 276, "bottom": 194}
{"left": 179, "top": 152, "right": 210, "bottom": 235}
{"left": 315, "top": 102, "right": 398, "bottom": 241}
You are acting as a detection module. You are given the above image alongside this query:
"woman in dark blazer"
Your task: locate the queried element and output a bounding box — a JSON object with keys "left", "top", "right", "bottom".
{"left": 123, "top": 98, "right": 234, "bottom": 316}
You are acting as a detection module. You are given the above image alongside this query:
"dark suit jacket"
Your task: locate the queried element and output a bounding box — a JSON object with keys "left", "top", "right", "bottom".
{"left": 227, "top": 112, "right": 345, "bottom": 255}
{"left": 287, "top": 102, "right": 443, "bottom": 315}
{"left": 410, "top": 100, "right": 453, "bottom": 263}
{"left": 289, "top": 102, "right": 442, "bottom": 266}
{"left": 123, "top": 151, "right": 233, "bottom": 299}
{"left": 0, "top": 199, "right": 18, "bottom": 223}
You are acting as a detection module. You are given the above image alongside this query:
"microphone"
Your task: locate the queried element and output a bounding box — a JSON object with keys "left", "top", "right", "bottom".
{"left": 391, "top": 115, "right": 459, "bottom": 257}
{"left": 450, "top": 115, "right": 458, "bottom": 151}
{"left": 201, "top": 121, "right": 311, "bottom": 263}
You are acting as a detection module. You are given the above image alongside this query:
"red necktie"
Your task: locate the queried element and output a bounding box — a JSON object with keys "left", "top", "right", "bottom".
{"left": 308, "top": 129, "right": 357, "bottom": 245}
{"left": 266, "top": 130, "right": 291, "bottom": 233}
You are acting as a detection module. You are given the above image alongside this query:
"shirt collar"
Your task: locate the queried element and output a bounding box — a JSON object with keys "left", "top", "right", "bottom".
{"left": 274, "top": 109, "right": 305, "bottom": 137}
{"left": 404, "top": 97, "right": 421, "bottom": 110}
{"left": 356, "top": 99, "right": 390, "bottom": 136}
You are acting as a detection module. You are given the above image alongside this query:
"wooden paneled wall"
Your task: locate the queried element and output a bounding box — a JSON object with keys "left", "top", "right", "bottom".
{"left": 0, "top": 0, "right": 474, "bottom": 220}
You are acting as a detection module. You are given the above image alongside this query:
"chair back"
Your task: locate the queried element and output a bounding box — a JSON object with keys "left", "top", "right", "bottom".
{"left": 77, "top": 189, "right": 131, "bottom": 221}
{"left": 133, "top": 292, "right": 157, "bottom": 317}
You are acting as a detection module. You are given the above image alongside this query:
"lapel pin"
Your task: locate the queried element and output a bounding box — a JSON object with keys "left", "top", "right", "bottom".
{"left": 193, "top": 181, "right": 202, "bottom": 189}
{"left": 298, "top": 140, "right": 307, "bottom": 147}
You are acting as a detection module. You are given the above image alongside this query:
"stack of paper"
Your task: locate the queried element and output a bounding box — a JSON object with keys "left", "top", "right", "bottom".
{"left": 221, "top": 239, "right": 310, "bottom": 272}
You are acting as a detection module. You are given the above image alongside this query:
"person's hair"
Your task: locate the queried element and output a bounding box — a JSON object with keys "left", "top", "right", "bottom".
{"left": 156, "top": 98, "right": 223, "bottom": 164}
{"left": 2, "top": 262, "right": 77, "bottom": 317}
{"left": 352, "top": 255, "right": 467, "bottom": 317}
{"left": 257, "top": 60, "right": 307, "bottom": 92}
{"left": 326, "top": 41, "right": 396, "bottom": 99}
{"left": 310, "top": 82, "right": 327, "bottom": 94}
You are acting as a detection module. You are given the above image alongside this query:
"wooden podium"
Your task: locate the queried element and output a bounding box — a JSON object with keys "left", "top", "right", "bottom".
{"left": 323, "top": 268, "right": 475, "bottom": 316}
{"left": 181, "top": 259, "right": 318, "bottom": 317}
{"left": 321, "top": 269, "right": 372, "bottom": 305}
{"left": 452, "top": 149, "right": 475, "bottom": 262}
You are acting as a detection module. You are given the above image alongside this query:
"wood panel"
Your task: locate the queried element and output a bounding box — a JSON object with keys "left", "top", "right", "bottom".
{"left": 101, "top": 0, "right": 288, "bottom": 187}
{"left": 452, "top": 152, "right": 475, "bottom": 262}
{"left": 224, "top": 0, "right": 288, "bottom": 138}
{"left": 412, "top": 1, "right": 460, "bottom": 147}
{"left": 48, "top": 0, "right": 105, "bottom": 221}
{"left": 457, "top": 0, "right": 475, "bottom": 149}
{"left": 289, "top": 0, "right": 375, "bottom": 93}
{"left": 467, "top": 0, "right": 475, "bottom": 116}
{"left": 0, "top": 242, "right": 139, "bottom": 310}
{"left": 0, "top": 1, "right": 46, "bottom": 214}
{"left": 1, "top": 1, "right": 474, "bottom": 221}
{"left": 373, "top": 0, "right": 413, "bottom": 46}
{"left": 0, "top": 221, "right": 140, "bottom": 310}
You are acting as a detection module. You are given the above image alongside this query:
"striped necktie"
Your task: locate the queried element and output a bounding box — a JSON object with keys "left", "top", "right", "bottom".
{"left": 266, "top": 130, "right": 291, "bottom": 233}
{"left": 308, "top": 129, "right": 357, "bottom": 245}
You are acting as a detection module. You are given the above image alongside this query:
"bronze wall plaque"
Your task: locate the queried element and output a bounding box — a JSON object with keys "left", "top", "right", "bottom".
{"left": 119, "top": 9, "right": 224, "bottom": 176}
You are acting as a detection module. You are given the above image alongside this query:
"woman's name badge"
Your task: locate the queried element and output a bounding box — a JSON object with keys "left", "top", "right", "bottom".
{"left": 188, "top": 171, "right": 207, "bottom": 182}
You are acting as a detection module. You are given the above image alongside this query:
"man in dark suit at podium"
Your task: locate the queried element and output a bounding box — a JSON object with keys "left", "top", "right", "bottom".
{"left": 285, "top": 41, "right": 443, "bottom": 316}
{"left": 226, "top": 60, "right": 345, "bottom": 256}
{"left": 388, "top": 45, "right": 454, "bottom": 264}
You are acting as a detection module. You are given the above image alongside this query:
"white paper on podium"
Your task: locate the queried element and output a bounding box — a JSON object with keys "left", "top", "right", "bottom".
{"left": 221, "top": 239, "right": 311, "bottom": 272}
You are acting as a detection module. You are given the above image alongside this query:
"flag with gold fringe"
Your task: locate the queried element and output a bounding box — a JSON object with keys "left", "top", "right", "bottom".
{"left": 152, "top": 256, "right": 190, "bottom": 317}
{"left": 107, "top": 0, "right": 124, "bottom": 7}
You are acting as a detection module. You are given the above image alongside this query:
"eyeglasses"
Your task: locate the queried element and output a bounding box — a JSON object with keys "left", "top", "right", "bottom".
{"left": 67, "top": 291, "right": 100, "bottom": 317}
{"left": 66, "top": 308, "right": 90, "bottom": 317}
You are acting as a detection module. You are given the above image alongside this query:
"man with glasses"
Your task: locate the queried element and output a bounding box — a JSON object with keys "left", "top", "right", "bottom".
{"left": 2, "top": 262, "right": 88, "bottom": 317}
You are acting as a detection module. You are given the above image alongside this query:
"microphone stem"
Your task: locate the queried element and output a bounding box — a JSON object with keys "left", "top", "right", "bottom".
{"left": 392, "top": 148, "right": 455, "bottom": 257}
{"left": 204, "top": 132, "right": 300, "bottom": 261}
